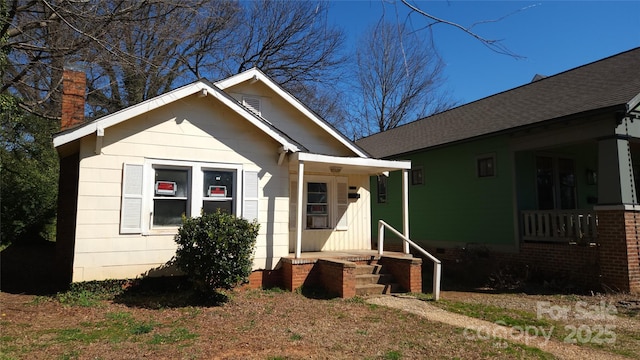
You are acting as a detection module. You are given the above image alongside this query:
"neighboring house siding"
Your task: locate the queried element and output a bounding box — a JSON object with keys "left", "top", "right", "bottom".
{"left": 372, "top": 132, "right": 602, "bottom": 251}
{"left": 71, "top": 96, "right": 289, "bottom": 281}
{"left": 372, "top": 136, "right": 516, "bottom": 250}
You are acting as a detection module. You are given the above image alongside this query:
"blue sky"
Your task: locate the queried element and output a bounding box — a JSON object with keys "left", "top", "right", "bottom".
{"left": 328, "top": 1, "right": 640, "bottom": 105}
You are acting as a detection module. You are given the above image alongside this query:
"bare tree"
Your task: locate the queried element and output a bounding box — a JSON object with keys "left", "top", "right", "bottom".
{"left": 80, "top": 1, "right": 239, "bottom": 117}
{"left": 217, "top": 0, "right": 346, "bottom": 96}
{"left": 2, "top": 1, "right": 347, "bottom": 123}
{"left": 353, "top": 20, "right": 453, "bottom": 137}
{"left": 2, "top": 1, "right": 168, "bottom": 118}
{"left": 399, "top": 0, "right": 528, "bottom": 58}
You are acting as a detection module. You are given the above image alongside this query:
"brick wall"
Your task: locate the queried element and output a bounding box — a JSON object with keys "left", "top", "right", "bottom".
{"left": 378, "top": 255, "right": 423, "bottom": 293}
{"left": 244, "top": 270, "right": 281, "bottom": 290}
{"left": 597, "top": 210, "right": 640, "bottom": 293}
{"left": 626, "top": 212, "right": 640, "bottom": 292}
{"left": 318, "top": 259, "right": 356, "bottom": 298}
{"left": 422, "top": 242, "right": 601, "bottom": 290}
{"left": 61, "top": 69, "right": 86, "bottom": 130}
{"left": 417, "top": 210, "right": 640, "bottom": 293}
{"left": 280, "top": 259, "right": 320, "bottom": 291}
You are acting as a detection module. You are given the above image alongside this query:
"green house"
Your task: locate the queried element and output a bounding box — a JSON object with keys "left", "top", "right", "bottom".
{"left": 357, "top": 48, "right": 640, "bottom": 293}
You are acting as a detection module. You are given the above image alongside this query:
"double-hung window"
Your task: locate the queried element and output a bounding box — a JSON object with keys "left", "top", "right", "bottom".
{"left": 120, "top": 160, "right": 258, "bottom": 234}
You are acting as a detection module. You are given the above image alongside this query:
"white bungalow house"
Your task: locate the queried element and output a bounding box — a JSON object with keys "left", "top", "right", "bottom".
{"left": 53, "top": 68, "right": 426, "bottom": 297}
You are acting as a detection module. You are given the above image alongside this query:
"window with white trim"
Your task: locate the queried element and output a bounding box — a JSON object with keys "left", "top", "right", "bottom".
{"left": 120, "top": 160, "right": 258, "bottom": 234}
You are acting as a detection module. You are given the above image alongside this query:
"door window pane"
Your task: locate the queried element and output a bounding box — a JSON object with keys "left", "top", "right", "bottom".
{"left": 536, "top": 156, "right": 554, "bottom": 210}
{"left": 377, "top": 175, "right": 387, "bottom": 203}
{"left": 558, "top": 158, "right": 576, "bottom": 209}
{"left": 307, "top": 182, "right": 328, "bottom": 229}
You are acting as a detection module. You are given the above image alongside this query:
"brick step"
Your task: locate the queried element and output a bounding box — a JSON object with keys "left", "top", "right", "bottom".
{"left": 355, "top": 264, "right": 382, "bottom": 275}
{"left": 355, "top": 273, "right": 394, "bottom": 286}
{"left": 355, "top": 283, "right": 403, "bottom": 296}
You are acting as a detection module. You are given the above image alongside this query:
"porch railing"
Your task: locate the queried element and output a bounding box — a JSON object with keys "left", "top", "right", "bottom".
{"left": 521, "top": 209, "right": 598, "bottom": 244}
{"left": 378, "top": 220, "right": 441, "bottom": 301}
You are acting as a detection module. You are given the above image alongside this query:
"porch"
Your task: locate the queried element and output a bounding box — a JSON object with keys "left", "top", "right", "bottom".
{"left": 521, "top": 209, "right": 598, "bottom": 244}
{"left": 279, "top": 250, "right": 423, "bottom": 298}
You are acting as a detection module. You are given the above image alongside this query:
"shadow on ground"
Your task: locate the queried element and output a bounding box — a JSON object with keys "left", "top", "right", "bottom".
{"left": 112, "top": 276, "right": 229, "bottom": 309}
{"left": 0, "top": 239, "right": 62, "bottom": 295}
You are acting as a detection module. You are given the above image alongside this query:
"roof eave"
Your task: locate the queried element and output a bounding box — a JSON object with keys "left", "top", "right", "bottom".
{"left": 52, "top": 80, "right": 301, "bottom": 152}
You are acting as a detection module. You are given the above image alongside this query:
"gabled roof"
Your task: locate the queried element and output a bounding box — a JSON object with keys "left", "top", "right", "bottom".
{"left": 53, "top": 77, "right": 307, "bottom": 151}
{"left": 216, "top": 68, "right": 369, "bottom": 158}
{"left": 357, "top": 47, "right": 640, "bottom": 158}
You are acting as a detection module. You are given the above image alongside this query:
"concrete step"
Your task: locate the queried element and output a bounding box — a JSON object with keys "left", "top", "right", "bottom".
{"left": 355, "top": 284, "right": 389, "bottom": 296}
{"left": 355, "top": 283, "right": 403, "bottom": 296}
{"left": 355, "top": 264, "right": 382, "bottom": 275}
{"left": 355, "top": 273, "right": 394, "bottom": 286}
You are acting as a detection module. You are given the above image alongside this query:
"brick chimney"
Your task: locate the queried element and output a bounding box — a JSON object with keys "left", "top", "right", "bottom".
{"left": 61, "top": 69, "right": 86, "bottom": 130}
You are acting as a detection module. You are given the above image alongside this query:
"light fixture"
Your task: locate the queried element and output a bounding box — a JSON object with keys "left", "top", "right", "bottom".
{"left": 330, "top": 166, "right": 342, "bottom": 173}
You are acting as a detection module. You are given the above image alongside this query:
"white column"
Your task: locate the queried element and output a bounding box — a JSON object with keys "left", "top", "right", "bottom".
{"left": 295, "top": 161, "right": 305, "bottom": 258}
{"left": 402, "top": 169, "right": 410, "bottom": 254}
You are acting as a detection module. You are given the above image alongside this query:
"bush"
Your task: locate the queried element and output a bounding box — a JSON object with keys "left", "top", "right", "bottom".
{"left": 174, "top": 210, "right": 259, "bottom": 294}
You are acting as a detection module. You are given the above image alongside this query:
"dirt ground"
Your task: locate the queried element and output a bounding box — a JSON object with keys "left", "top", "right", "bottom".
{"left": 1, "top": 287, "right": 639, "bottom": 360}
{"left": 2, "top": 242, "right": 639, "bottom": 359}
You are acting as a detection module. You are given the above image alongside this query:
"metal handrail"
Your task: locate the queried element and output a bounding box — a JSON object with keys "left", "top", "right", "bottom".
{"left": 378, "top": 220, "right": 441, "bottom": 301}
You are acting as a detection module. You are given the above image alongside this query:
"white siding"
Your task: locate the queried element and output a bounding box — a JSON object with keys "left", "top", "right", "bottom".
{"left": 225, "top": 82, "right": 354, "bottom": 157}
{"left": 72, "top": 96, "right": 290, "bottom": 281}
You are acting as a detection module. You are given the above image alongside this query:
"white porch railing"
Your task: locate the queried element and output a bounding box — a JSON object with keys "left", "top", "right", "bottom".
{"left": 378, "top": 220, "right": 442, "bottom": 301}
{"left": 521, "top": 209, "right": 598, "bottom": 243}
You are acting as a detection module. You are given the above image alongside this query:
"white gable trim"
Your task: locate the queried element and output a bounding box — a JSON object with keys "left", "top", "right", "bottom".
{"left": 53, "top": 81, "right": 300, "bottom": 152}
{"left": 216, "top": 68, "right": 369, "bottom": 159}
{"left": 293, "top": 152, "right": 411, "bottom": 171}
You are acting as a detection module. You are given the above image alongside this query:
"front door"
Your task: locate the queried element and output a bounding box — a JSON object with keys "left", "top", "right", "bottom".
{"left": 536, "top": 156, "right": 576, "bottom": 210}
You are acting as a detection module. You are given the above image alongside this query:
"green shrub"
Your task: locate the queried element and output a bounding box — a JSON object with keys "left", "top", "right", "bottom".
{"left": 174, "top": 210, "right": 259, "bottom": 294}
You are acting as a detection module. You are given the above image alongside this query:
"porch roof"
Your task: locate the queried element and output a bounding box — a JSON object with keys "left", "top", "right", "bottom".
{"left": 291, "top": 152, "right": 411, "bottom": 175}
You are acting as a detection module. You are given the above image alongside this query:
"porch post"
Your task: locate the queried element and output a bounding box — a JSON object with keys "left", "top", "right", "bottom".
{"left": 295, "top": 161, "right": 305, "bottom": 258}
{"left": 402, "top": 168, "right": 410, "bottom": 254}
{"left": 598, "top": 137, "right": 636, "bottom": 205}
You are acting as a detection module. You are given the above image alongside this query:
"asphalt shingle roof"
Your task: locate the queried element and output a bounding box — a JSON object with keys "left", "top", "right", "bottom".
{"left": 356, "top": 47, "right": 640, "bottom": 158}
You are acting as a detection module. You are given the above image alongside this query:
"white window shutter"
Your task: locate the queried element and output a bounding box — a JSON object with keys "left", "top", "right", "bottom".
{"left": 336, "top": 177, "right": 348, "bottom": 230}
{"left": 243, "top": 171, "right": 259, "bottom": 221}
{"left": 120, "top": 163, "right": 143, "bottom": 234}
{"left": 289, "top": 180, "right": 297, "bottom": 230}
